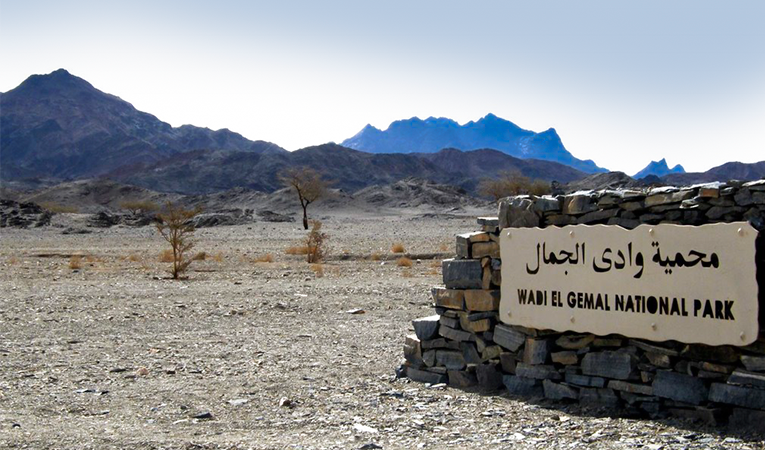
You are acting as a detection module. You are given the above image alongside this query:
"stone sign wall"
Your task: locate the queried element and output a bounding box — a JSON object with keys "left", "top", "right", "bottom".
{"left": 400, "top": 180, "right": 765, "bottom": 428}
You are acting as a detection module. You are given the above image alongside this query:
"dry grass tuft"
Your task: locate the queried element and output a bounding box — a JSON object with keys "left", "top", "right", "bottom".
{"left": 192, "top": 252, "right": 208, "bottom": 261}
{"left": 84, "top": 255, "right": 101, "bottom": 263}
{"left": 253, "top": 253, "right": 274, "bottom": 263}
{"left": 127, "top": 254, "right": 142, "bottom": 262}
{"left": 401, "top": 268, "right": 414, "bottom": 278}
{"left": 391, "top": 243, "right": 406, "bottom": 254}
{"left": 370, "top": 251, "right": 383, "bottom": 261}
{"left": 69, "top": 255, "right": 83, "bottom": 270}
{"left": 310, "top": 263, "right": 324, "bottom": 278}
{"left": 397, "top": 256, "right": 413, "bottom": 267}
{"left": 286, "top": 246, "right": 310, "bottom": 255}
{"left": 439, "top": 242, "right": 450, "bottom": 252}
{"left": 159, "top": 249, "right": 174, "bottom": 263}
{"left": 211, "top": 252, "right": 224, "bottom": 262}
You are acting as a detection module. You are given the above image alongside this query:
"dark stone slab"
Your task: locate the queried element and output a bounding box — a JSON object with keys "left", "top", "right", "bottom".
{"left": 422, "top": 338, "right": 460, "bottom": 350}
{"left": 556, "top": 334, "right": 594, "bottom": 350}
{"left": 629, "top": 339, "right": 680, "bottom": 356}
{"left": 709, "top": 383, "right": 765, "bottom": 410}
{"left": 436, "top": 350, "right": 467, "bottom": 370}
{"left": 551, "top": 351, "right": 578, "bottom": 365}
{"left": 404, "top": 335, "right": 422, "bottom": 366}
{"left": 543, "top": 380, "right": 579, "bottom": 400}
{"left": 727, "top": 369, "right": 765, "bottom": 389}
{"left": 412, "top": 315, "right": 440, "bottom": 341}
{"left": 423, "top": 350, "right": 436, "bottom": 367}
{"left": 523, "top": 338, "right": 550, "bottom": 365}
{"left": 515, "top": 362, "right": 562, "bottom": 380}
{"left": 645, "top": 352, "right": 672, "bottom": 369}
{"left": 439, "top": 315, "right": 459, "bottom": 329}
{"left": 581, "top": 351, "right": 637, "bottom": 380}
{"left": 652, "top": 370, "right": 708, "bottom": 405}
{"left": 680, "top": 344, "right": 740, "bottom": 364}
{"left": 407, "top": 367, "right": 448, "bottom": 385}
{"left": 579, "top": 387, "right": 620, "bottom": 407}
{"left": 476, "top": 363, "right": 504, "bottom": 391}
{"left": 741, "top": 355, "right": 765, "bottom": 372}
{"left": 493, "top": 324, "right": 525, "bottom": 352}
{"left": 472, "top": 241, "right": 499, "bottom": 259}
{"left": 442, "top": 259, "right": 483, "bottom": 289}
{"left": 463, "top": 290, "right": 500, "bottom": 312}
{"left": 608, "top": 380, "right": 653, "bottom": 396}
{"left": 500, "top": 353, "right": 517, "bottom": 374}
{"left": 431, "top": 287, "right": 465, "bottom": 310}
{"left": 438, "top": 325, "right": 475, "bottom": 343}
{"left": 460, "top": 342, "right": 483, "bottom": 365}
{"left": 565, "top": 372, "right": 606, "bottom": 388}
{"left": 498, "top": 197, "right": 541, "bottom": 229}
{"left": 503, "top": 375, "right": 543, "bottom": 397}
{"left": 448, "top": 370, "right": 478, "bottom": 388}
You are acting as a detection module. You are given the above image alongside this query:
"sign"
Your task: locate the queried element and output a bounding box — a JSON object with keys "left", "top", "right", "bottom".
{"left": 499, "top": 222, "right": 759, "bottom": 346}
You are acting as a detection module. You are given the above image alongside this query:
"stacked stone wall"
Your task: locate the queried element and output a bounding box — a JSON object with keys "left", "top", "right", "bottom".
{"left": 401, "top": 180, "right": 765, "bottom": 427}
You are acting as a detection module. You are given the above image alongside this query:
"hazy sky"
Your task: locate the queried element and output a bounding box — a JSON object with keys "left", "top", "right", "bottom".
{"left": 2, "top": 1, "right": 763, "bottom": 174}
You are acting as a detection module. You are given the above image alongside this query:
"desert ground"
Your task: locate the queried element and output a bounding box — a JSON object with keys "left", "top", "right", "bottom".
{"left": 1, "top": 209, "right": 764, "bottom": 449}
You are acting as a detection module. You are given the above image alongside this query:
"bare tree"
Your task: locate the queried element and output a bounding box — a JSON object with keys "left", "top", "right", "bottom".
{"left": 478, "top": 171, "right": 550, "bottom": 201}
{"left": 155, "top": 202, "right": 201, "bottom": 279}
{"left": 279, "top": 167, "right": 329, "bottom": 230}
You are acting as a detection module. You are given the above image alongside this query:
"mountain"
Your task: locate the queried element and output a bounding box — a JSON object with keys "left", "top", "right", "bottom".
{"left": 633, "top": 158, "right": 685, "bottom": 179}
{"left": 341, "top": 113, "right": 606, "bottom": 174}
{"left": 661, "top": 161, "right": 765, "bottom": 185}
{"left": 0, "top": 69, "right": 285, "bottom": 180}
{"left": 110, "top": 144, "right": 587, "bottom": 195}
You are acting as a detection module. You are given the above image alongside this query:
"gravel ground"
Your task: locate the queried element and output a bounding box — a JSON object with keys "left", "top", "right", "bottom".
{"left": 1, "top": 212, "right": 763, "bottom": 449}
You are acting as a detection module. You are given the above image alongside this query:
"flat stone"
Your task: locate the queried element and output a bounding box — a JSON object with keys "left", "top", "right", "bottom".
{"left": 709, "top": 383, "right": 765, "bottom": 410}
{"left": 680, "top": 344, "right": 740, "bottom": 364}
{"left": 534, "top": 196, "right": 561, "bottom": 213}
{"left": 493, "top": 324, "right": 525, "bottom": 352}
{"left": 412, "top": 315, "right": 440, "bottom": 341}
{"left": 423, "top": 350, "right": 436, "bottom": 367}
{"left": 467, "top": 311, "right": 497, "bottom": 321}
{"left": 407, "top": 367, "right": 448, "bottom": 385}
{"left": 503, "top": 375, "right": 543, "bottom": 397}
{"left": 476, "top": 363, "right": 504, "bottom": 390}
{"left": 455, "top": 233, "right": 472, "bottom": 258}
{"left": 458, "top": 315, "right": 492, "bottom": 333}
{"left": 543, "top": 380, "right": 579, "bottom": 400}
{"left": 498, "top": 196, "right": 541, "bottom": 229}
{"left": 619, "top": 201, "right": 645, "bottom": 212}
{"left": 645, "top": 190, "right": 694, "bottom": 207}
{"left": 439, "top": 315, "right": 459, "bottom": 329}
{"left": 581, "top": 351, "right": 637, "bottom": 380}
{"left": 482, "top": 345, "right": 502, "bottom": 360}
{"left": 438, "top": 325, "right": 475, "bottom": 343}
{"left": 500, "top": 353, "right": 517, "bottom": 374}
{"left": 741, "top": 355, "right": 765, "bottom": 372}
{"left": 477, "top": 216, "right": 500, "bottom": 229}
{"left": 431, "top": 287, "right": 464, "bottom": 310}
{"left": 463, "top": 290, "right": 500, "bottom": 312}
{"left": 448, "top": 370, "right": 478, "bottom": 388}
{"left": 436, "top": 350, "right": 466, "bottom": 370}
{"left": 699, "top": 361, "right": 734, "bottom": 374}
{"left": 728, "top": 407, "right": 765, "bottom": 430}
{"left": 645, "top": 352, "right": 672, "bottom": 368}
{"left": 564, "top": 372, "right": 606, "bottom": 388}
{"left": 629, "top": 339, "right": 679, "bottom": 356}
{"left": 652, "top": 370, "right": 708, "bottom": 405}
{"left": 556, "top": 334, "right": 594, "bottom": 350}
{"left": 608, "top": 380, "right": 653, "bottom": 396}
{"left": 563, "top": 193, "right": 597, "bottom": 215}
{"left": 515, "top": 363, "right": 561, "bottom": 380}
{"left": 404, "top": 335, "right": 422, "bottom": 366}
{"left": 577, "top": 208, "right": 619, "bottom": 224}
{"left": 422, "top": 338, "right": 459, "bottom": 350}
{"left": 471, "top": 241, "right": 499, "bottom": 259}
{"left": 728, "top": 369, "right": 765, "bottom": 389}
{"left": 442, "top": 259, "right": 483, "bottom": 289}
{"left": 592, "top": 337, "right": 623, "bottom": 347}
{"left": 523, "top": 338, "right": 550, "bottom": 365}
{"left": 579, "top": 387, "right": 620, "bottom": 407}
{"left": 607, "top": 217, "right": 641, "bottom": 229}
{"left": 551, "top": 351, "right": 578, "bottom": 365}
{"left": 460, "top": 342, "right": 483, "bottom": 365}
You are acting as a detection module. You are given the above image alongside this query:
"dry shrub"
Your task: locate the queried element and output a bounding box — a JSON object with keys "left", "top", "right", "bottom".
{"left": 310, "top": 263, "right": 324, "bottom": 278}
{"left": 211, "top": 252, "right": 224, "bottom": 262}
{"left": 306, "top": 221, "right": 328, "bottom": 263}
{"left": 156, "top": 202, "right": 201, "bottom": 279}
{"left": 370, "top": 251, "right": 383, "bottom": 261}
{"left": 84, "top": 255, "right": 100, "bottom": 263}
{"left": 69, "top": 255, "right": 82, "bottom": 269}
{"left": 192, "top": 252, "right": 207, "bottom": 261}
{"left": 159, "top": 249, "right": 174, "bottom": 262}
{"left": 478, "top": 171, "right": 551, "bottom": 201}
{"left": 39, "top": 202, "right": 79, "bottom": 213}
{"left": 253, "top": 253, "right": 274, "bottom": 263}
{"left": 402, "top": 268, "right": 414, "bottom": 278}
{"left": 285, "top": 246, "right": 310, "bottom": 255}
{"left": 397, "top": 256, "right": 413, "bottom": 267}
{"left": 127, "top": 254, "right": 142, "bottom": 262}
{"left": 120, "top": 200, "right": 159, "bottom": 215}
{"left": 391, "top": 243, "right": 406, "bottom": 254}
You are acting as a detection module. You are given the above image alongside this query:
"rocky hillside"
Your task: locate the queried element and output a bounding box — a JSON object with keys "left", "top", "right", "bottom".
{"left": 342, "top": 114, "right": 605, "bottom": 173}
{"left": 0, "top": 69, "right": 285, "bottom": 180}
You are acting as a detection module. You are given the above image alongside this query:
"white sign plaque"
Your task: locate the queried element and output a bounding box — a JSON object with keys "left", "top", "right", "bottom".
{"left": 499, "top": 222, "right": 759, "bottom": 346}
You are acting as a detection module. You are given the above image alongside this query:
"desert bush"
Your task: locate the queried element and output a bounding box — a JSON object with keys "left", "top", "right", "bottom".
{"left": 120, "top": 200, "right": 159, "bottom": 215}
{"left": 397, "top": 256, "right": 413, "bottom": 267}
{"left": 401, "top": 268, "right": 414, "bottom": 278}
{"left": 370, "top": 251, "right": 383, "bottom": 261}
{"left": 306, "top": 220, "right": 328, "bottom": 263}
{"left": 39, "top": 202, "right": 79, "bottom": 213}
{"left": 253, "top": 253, "right": 274, "bottom": 263}
{"left": 478, "top": 171, "right": 551, "bottom": 200}
{"left": 211, "top": 252, "right": 224, "bottom": 262}
{"left": 310, "top": 263, "right": 324, "bottom": 278}
{"left": 192, "top": 252, "right": 207, "bottom": 261}
{"left": 391, "top": 243, "right": 406, "bottom": 254}
{"left": 69, "top": 255, "right": 82, "bottom": 269}
{"left": 159, "top": 249, "right": 174, "bottom": 262}
{"left": 285, "top": 246, "right": 310, "bottom": 255}
{"left": 155, "top": 202, "right": 201, "bottom": 279}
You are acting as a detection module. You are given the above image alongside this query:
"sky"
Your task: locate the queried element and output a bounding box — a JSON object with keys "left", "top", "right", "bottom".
{"left": 1, "top": 0, "right": 764, "bottom": 174}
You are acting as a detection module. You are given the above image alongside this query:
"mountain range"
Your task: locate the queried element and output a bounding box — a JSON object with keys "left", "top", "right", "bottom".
{"left": 342, "top": 114, "right": 606, "bottom": 174}
{"left": 1, "top": 69, "right": 764, "bottom": 196}
{"left": 633, "top": 158, "right": 685, "bottom": 179}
